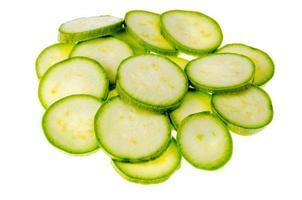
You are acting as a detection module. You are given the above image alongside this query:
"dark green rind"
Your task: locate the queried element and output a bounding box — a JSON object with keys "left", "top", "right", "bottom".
{"left": 160, "top": 10, "right": 223, "bottom": 55}
{"left": 177, "top": 112, "right": 233, "bottom": 170}
{"left": 38, "top": 57, "right": 109, "bottom": 108}
{"left": 185, "top": 53, "right": 255, "bottom": 93}
{"left": 112, "top": 139, "right": 181, "bottom": 184}
{"left": 58, "top": 16, "right": 124, "bottom": 43}
{"left": 35, "top": 43, "right": 74, "bottom": 78}
{"left": 94, "top": 96, "right": 172, "bottom": 162}
{"left": 125, "top": 10, "right": 177, "bottom": 55}
{"left": 217, "top": 43, "right": 275, "bottom": 86}
{"left": 42, "top": 95, "right": 102, "bottom": 155}
{"left": 211, "top": 85, "right": 274, "bottom": 135}
{"left": 116, "top": 54, "right": 188, "bottom": 113}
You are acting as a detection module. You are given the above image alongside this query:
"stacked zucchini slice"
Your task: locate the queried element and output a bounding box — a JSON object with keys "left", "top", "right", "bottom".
{"left": 36, "top": 10, "right": 274, "bottom": 184}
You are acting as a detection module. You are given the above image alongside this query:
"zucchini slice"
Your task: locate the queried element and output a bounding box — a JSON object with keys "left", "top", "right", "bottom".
{"left": 36, "top": 43, "right": 74, "bottom": 78}
{"left": 117, "top": 54, "right": 188, "bottom": 112}
{"left": 39, "top": 57, "right": 108, "bottom": 108}
{"left": 107, "top": 88, "right": 119, "bottom": 99}
{"left": 113, "top": 31, "right": 146, "bottom": 54}
{"left": 125, "top": 10, "right": 177, "bottom": 55}
{"left": 177, "top": 112, "right": 232, "bottom": 170}
{"left": 161, "top": 10, "right": 223, "bottom": 55}
{"left": 94, "top": 97, "right": 171, "bottom": 162}
{"left": 169, "top": 91, "right": 211, "bottom": 129}
{"left": 58, "top": 15, "right": 123, "bottom": 43}
{"left": 211, "top": 85, "right": 273, "bottom": 135}
{"left": 42, "top": 95, "right": 102, "bottom": 154}
{"left": 185, "top": 53, "right": 255, "bottom": 92}
{"left": 112, "top": 138, "right": 181, "bottom": 184}
{"left": 70, "top": 37, "right": 134, "bottom": 84}
{"left": 167, "top": 56, "right": 189, "bottom": 70}
{"left": 217, "top": 43, "right": 275, "bottom": 86}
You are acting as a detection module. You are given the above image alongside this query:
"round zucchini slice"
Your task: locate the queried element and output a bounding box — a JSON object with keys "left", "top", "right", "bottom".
{"left": 167, "top": 56, "right": 189, "bottom": 70}
{"left": 117, "top": 54, "right": 188, "bottom": 112}
{"left": 112, "top": 138, "right": 181, "bottom": 184}
{"left": 70, "top": 37, "right": 134, "bottom": 84}
{"left": 39, "top": 57, "right": 108, "bottom": 108}
{"left": 169, "top": 90, "right": 211, "bottom": 129}
{"left": 217, "top": 43, "right": 275, "bottom": 86}
{"left": 36, "top": 43, "right": 74, "bottom": 78}
{"left": 185, "top": 53, "right": 255, "bottom": 92}
{"left": 42, "top": 95, "right": 102, "bottom": 154}
{"left": 211, "top": 85, "right": 273, "bottom": 135}
{"left": 94, "top": 97, "right": 171, "bottom": 162}
{"left": 58, "top": 15, "right": 123, "bottom": 43}
{"left": 125, "top": 10, "right": 177, "bottom": 55}
{"left": 161, "top": 10, "right": 223, "bottom": 55}
{"left": 113, "top": 30, "right": 146, "bottom": 54}
{"left": 177, "top": 112, "right": 232, "bottom": 170}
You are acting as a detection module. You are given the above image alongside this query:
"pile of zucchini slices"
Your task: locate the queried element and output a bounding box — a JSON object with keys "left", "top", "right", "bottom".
{"left": 36, "top": 10, "right": 274, "bottom": 184}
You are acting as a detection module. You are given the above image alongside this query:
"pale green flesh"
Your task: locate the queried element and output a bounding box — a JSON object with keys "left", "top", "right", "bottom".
{"left": 39, "top": 57, "right": 108, "bottom": 108}
{"left": 212, "top": 86, "right": 273, "bottom": 129}
{"left": 95, "top": 97, "right": 171, "bottom": 161}
{"left": 117, "top": 54, "right": 188, "bottom": 109}
{"left": 125, "top": 11, "right": 175, "bottom": 52}
{"left": 178, "top": 112, "right": 232, "bottom": 170}
{"left": 186, "top": 54, "right": 254, "bottom": 91}
{"left": 42, "top": 95, "right": 102, "bottom": 154}
{"left": 36, "top": 43, "right": 74, "bottom": 78}
{"left": 169, "top": 91, "right": 211, "bottom": 129}
{"left": 217, "top": 44, "right": 274, "bottom": 85}
{"left": 107, "top": 89, "right": 119, "bottom": 99}
{"left": 70, "top": 37, "right": 134, "bottom": 83}
{"left": 161, "top": 10, "right": 222, "bottom": 53}
{"left": 113, "top": 139, "right": 180, "bottom": 181}
{"left": 167, "top": 56, "right": 189, "bottom": 70}
{"left": 113, "top": 31, "right": 146, "bottom": 54}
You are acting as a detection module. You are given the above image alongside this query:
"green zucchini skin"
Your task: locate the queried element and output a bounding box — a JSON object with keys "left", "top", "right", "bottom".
{"left": 116, "top": 54, "right": 188, "bottom": 112}
{"left": 58, "top": 15, "right": 124, "bottom": 43}
{"left": 125, "top": 10, "right": 177, "bottom": 55}
{"left": 94, "top": 96, "right": 172, "bottom": 162}
{"left": 211, "top": 85, "right": 274, "bottom": 135}
{"left": 217, "top": 43, "right": 275, "bottom": 86}
{"left": 177, "top": 112, "right": 233, "bottom": 170}
{"left": 160, "top": 10, "right": 223, "bottom": 55}
{"left": 112, "top": 139, "right": 181, "bottom": 184}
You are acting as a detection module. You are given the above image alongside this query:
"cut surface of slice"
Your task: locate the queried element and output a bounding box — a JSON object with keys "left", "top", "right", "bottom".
{"left": 167, "top": 56, "right": 189, "bottom": 70}
{"left": 94, "top": 97, "right": 171, "bottom": 162}
{"left": 113, "top": 138, "right": 181, "bottom": 184}
{"left": 211, "top": 85, "right": 273, "bottom": 135}
{"left": 70, "top": 37, "right": 134, "bottom": 84}
{"left": 113, "top": 31, "right": 146, "bottom": 54}
{"left": 169, "top": 91, "right": 211, "bottom": 129}
{"left": 161, "top": 10, "right": 223, "bottom": 55}
{"left": 39, "top": 57, "right": 108, "bottom": 108}
{"left": 217, "top": 43, "right": 274, "bottom": 85}
{"left": 185, "top": 53, "right": 254, "bottom": 92}
{"left": 125, "top": 10, "right": 176, "bottom": 55}
{"left": 42, "top": 95, "right": 102, "bottom": 154}
{"left": 177, "top": 112, "right": 232, "bottom": 170}
{"left": 36, "top": 43, "right": 74, "bottom": 78}
{"left": 58, "top": 15, "right": 123, "bottom": 43}
{"left": 117, "top": 54, "right": 188, "bottom": 112}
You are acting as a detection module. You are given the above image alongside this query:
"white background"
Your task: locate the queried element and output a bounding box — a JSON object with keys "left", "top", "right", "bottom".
{"left": 0, "top": 0, "right": 301, "bottom": 199}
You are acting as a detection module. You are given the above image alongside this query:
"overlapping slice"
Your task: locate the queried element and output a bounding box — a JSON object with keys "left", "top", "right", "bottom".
{"left": 117, "top": 54, "right": 188, "bottom": 112}
{"left": 161, "top": 10, "right": 223, "bottom": 55}
{"left": 42, "top": 95, "right": 102, "bottom": 154}
{"left": 125, "top": 10, "right": 176, "bottom": 55}
{"left": 70, "top": 37, "right": 134, "bottom": 84}
{"left": 113, "top": 30, "right": 146, "bottom": 54}
{"left": 177, "top": 112, "right": 232, "bottom": 170}
{"left": 217, "top": 43, "right": 275, "bottom": 85}
{"left": 212, "top": 85, "right": 273, "bottom": 135}
{"left": 58, "top": 15, "right": 123, "bottom": 43}
{"left": 39, "top": 57, "right": 108, "bottom": 108}
{"left": 94, "top": 97, "right": 171, "bottom": 162}
{"left": 185, "top": 53, "right": 255, "bottom": 92}
{"left": 113, "top": 139, "right": 181, "bottom": 184}
{"left": 169, "top": 90, "right": 211, "bottom": 129}
{"left": 167, "top": 56, "right": 189, "bottom": 70}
